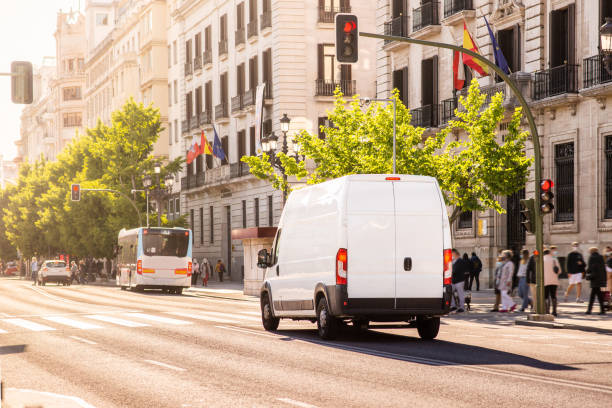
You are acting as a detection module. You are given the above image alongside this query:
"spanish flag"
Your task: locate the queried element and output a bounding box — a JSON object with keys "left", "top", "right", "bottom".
{"left": 199, "top": 130, "right": 213, "bottom": 155}
{"left": 462, "top": 22, "right": 489, "bottom": 77}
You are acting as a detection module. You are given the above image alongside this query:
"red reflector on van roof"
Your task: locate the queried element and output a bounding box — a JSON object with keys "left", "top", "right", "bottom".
{"left": 385, "top": 177, "right": 400, "bottom": 181}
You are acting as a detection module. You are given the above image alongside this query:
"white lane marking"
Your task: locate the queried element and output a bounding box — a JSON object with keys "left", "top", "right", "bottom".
{"left": 2, "top": 318, "right": 56, "bottom": 332}
{"left": 144, "top": 359, "right": 186, "bottom": 372}
{"left": 276, "top": 397, "right": 319, "bottom": 408}
{"left": 125, "top": 313, "right": 192, "bottom": 325}
{"left": 26, "top": 285, "right": 84, "bottom": 305}
{"left": 7, "top": 388, "right": 96, "bottom": 408}
{"left": 215, "top": 325, "right": 278, "bottom": 338}
{"left": 168, "top": 311, "right": 240, "bottom": 324}
{"left": 546, "top": 344, "right": 571, "bottom": 348}
{"left": 86, "top": 315, "right": 149, "bottom": 327}
{"left": 462, "top": 334, "right": 485, "bottom": 338}
{"left": 69, "top": 335, "right": 98, "bottom": 345}
{"left": 43, "top": 316, "right": 103, "bottom": 330}
{"left": 0, "top": 327, "right": 7, "bottom": 333}
{"left": 190, "top": 310, "right": 260, "bottom": 321}
{"left": 0, "top": 312, "right": 11, "bottom": 317}
{"left": 580, "top": 341, "right": 612, "bottom": 347}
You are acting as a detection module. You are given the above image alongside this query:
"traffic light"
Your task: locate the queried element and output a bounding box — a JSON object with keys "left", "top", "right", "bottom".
{"left": 520, "top": 198, "right": 535, "bottom": 233}
{"left": 11, "top": 61, "right": 33, "bottom": 104}
{"left": 540, "top": 179, "right": 554, "bottom": 214}
{"left": 71, "top": 184, "right": 81, "bottom": 201}
{"left": 336, "top": 14, "right": 358, "bottom": 63}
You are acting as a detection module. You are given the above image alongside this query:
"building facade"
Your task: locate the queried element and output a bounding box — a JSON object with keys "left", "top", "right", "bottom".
{"left": 168, "top": 0, "right": 378, "bottom": 280}
{"left": 377, "top": 0, "right": 612, "bottom": 285}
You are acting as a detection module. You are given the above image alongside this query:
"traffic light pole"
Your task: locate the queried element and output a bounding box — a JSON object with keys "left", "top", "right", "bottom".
{"left": 360, "top": 32, "right": 548, "bottom": 318}
{"left": 81, "top": 188, "right": 143, "bottom": 228}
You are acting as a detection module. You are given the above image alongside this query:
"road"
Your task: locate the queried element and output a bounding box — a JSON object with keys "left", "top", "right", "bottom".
{"left": 0, "top": 277, "right": 611, "bottom": 408}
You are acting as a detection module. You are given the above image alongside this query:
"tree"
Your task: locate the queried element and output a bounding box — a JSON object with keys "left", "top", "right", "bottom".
{"left": 242, "top": 79, "right": 532, "bottom": 225}
{"left": 0, "top": 186, "right": 18, "bottom": 260}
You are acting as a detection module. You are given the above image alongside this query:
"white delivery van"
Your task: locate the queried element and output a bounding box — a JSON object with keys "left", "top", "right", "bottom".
{"left": 258, "top": 174, "right": 453, "bottom": 340}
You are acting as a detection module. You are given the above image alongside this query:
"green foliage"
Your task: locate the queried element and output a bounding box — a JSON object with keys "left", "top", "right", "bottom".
{"left": 244, "top": 79, "right": 532, "bottom": 224}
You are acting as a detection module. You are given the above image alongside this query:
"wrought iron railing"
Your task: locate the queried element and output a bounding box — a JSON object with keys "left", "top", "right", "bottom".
{"left": 218, "top": 39, "right": 228, "bottom": 56}
{"left": 384, "top": 15, "right": 410, "bottom": 44}
{"left": 315, "top": 79, "right": 356, "bottom": 96}
{"left": 411, "top": 104, "right": 440, "bottom": 128}
{"left": 181, "top": 119, "right": 190, "bottom": 134}
{"left": 440, "top": 97, "right": 457, "bottom": 124}
{"left": 533, "top": 64, "right": 579, "bottom": 100}
{"left": 193, "top": 55, "right": 202, "bottom": 71}
{"left": 184, "top": 62, "right": 193, "bottom": 76}
{"left": 231, "top": 95, "right": 243, "bottom": 113}
{"left": 247, "top": 19, "right": 258, "bottom": 38}
{"left": 443, "top": 0, "right": 473, "bottom": 19}
{"left": 235, "top": 28, "right": 246, "bottom": 46}
{"left": 215, "top": 103, "right": 229, "bottom": 120}
{"left": 190, "top": 116, "right": 198, "bottom": 130}
{"left": 318, "top": 5, "right": 351, "bottom": 23}
{"left": 260, "top": 11, "right": 271, "bottom": 30}
{"left": 199, "top": 110, "right": 211, "bottom": 125}
{"left": 203, "top": 50, "right": 212, "bottom": 66}
{"left": 243, "top": 88, "right": 255, "bottom": 107}
{"left": 413, "top": 1, "right": 440, "bottom": 32}
{"left": 583, "top": 54, "right": 612, "bottom": 89}
{"left": 230, "top": 162, "right": 251, "bottom": 178}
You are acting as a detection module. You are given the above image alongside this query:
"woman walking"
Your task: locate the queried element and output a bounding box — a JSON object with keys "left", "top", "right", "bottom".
{"left": 517, "top": 249, "right": 532, "bottom": 312}
{"left": 543, "top": 248, "right": 561, "bottom": 316}
{"left": 499, "top": 251, "right": 517, "bottom": 313}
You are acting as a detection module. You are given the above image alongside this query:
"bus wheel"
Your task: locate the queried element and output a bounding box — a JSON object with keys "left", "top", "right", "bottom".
{"left": 120, "top": 286, "right": 127, "bottom": 291}
{"left": 175, "top": 288, "right": 183, "bottom": 295}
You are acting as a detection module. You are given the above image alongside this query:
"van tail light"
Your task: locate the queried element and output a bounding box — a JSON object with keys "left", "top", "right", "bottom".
{"left": 187, "top": 261, "right": 192, "bottom": 277}
{"left": 443, "top": 249, "right": 452, "bottom": 285}
{"left": 336, "top": 248, "right": 347, "bottom": 285}
{"left": 137, "top": 260, "right": 142, "bottom": 275}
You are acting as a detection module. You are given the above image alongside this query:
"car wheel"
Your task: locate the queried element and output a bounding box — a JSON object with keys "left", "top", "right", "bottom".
{"left": 416, "top": 317, "right": 440, "bottom": 340}
{"left": 175, "top": 287, "right": 183, "bottom": 295}
{"left": 120, "top": 286, "right": 127, "bottom": 291}
{"left": 261, "top": 293, "right": 279, "bottom": 332}
{"left": 316, "top": 297, "right": 339, "bottom": 340}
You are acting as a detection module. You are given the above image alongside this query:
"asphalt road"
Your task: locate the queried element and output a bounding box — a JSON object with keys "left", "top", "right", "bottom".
{"left": 1, "top": 277, "right": 611, "bottom": 408}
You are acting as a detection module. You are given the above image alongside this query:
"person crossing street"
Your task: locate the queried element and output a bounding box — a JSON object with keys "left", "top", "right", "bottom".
{"left": 585, "top": 247, "right": 607, "bottom": 315}
{"left": 565, "top": 242, "right": 586, "bottom": 303}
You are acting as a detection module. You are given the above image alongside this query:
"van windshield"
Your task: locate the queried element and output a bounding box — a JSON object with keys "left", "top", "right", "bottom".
{"left": 143, "top": 230, "right": 189, "bottom": 257}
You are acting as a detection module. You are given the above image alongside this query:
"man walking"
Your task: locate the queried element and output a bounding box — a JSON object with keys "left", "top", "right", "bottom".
{"left": 469, "top": 252, "right": 482, "bottom": 291}
{"left": 30, "top": 257, "right": 38, "bottom": 286}
{"left": 586, "top": 247, "right": 607, "bottom": 315}
{"left": 215, "top": 259, "right": 226, "bottom": 282}
{"left": 565, "top": 242, "right": 586, "bottom": 303}
{"left": 451, "top": 249, "right": 469, "bottom": 313}
{"left": 201, "top": 258, "right": 210, "bottom": 287}
{"left": 192, "top": 258, "right": 200, "bottom": 285}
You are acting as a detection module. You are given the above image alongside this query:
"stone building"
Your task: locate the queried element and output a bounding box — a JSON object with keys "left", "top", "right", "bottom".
{"left": 377, "top": 0, "right": 612, "bottom": 286}
{"left": 168, "top": 0, "right": 378, "bottom": 280}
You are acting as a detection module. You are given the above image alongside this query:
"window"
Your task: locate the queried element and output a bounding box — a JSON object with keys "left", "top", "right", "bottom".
{"left": 268, "top": 195, "right": 273, "bottom": 226}
{"left": 497, "top": 25, "right": 521, "bottom": 75}
{"left": 195, "top": 32, "right": 202, "bottom": 56}
{"left": 220, "top": 14, "right": 228, "bottom": 41}
{"left": 393, "top": 67, "right": 408, "bottom": 106}
{"left": 238, "top": 130, "right": 246, "bottom": 160}
{"left": 143, "top": 231, "right": 189, "bottom": 257}
{"left": 168, "top": 45, "right": 172, "bottom": 68}
{"left": 205, "top": 26, "right": 212, "bottom": 51}
{"left": 168, "top": 84, "right": 172, "bottom": 106}
{"left": 63, "top": 112, "right": 82, "bottom": 127}
{"left": 263, "top": 48, "right": 272, "bottom": 86}
{"left": 550, "top": 5, "right": 575, "bottom": 67}
{"left": 195, "top": 86, "right": 203, "bottom": 114}
{"left": 318, "top": 44, "right": 336, "bottom": 81}
{"left": 249, "top": 126, "right": 256, "bottom": 155}
{"left": 221, "top": 135, "right": 229, "bottom": 165}
{"left": 144, "top": 10, "right": 153, "bottom": 33}
{"left": 554, "top": 142, "right": 575, "bottom": 222}
{"left": 63, "top": 87, "right": 82, "bottom": 101}
{"left": 169, "top": 122, "right": 173, "bottom": 145}
{"left": 190, "top": 209, "right": 195, "bottom": 242}
{"left": 605, "top": 136, "right": 612, "bottom": 219}
{"left": 236, "top": 3, "right": 245, "bottom": 29}
{"left": 173, "top": 80, "right": 178, "bottom": 104}
{"left": 169, "top": 199, "right": 175, "bottom": 215}
{"left": 249, "top": 56, "right": 258, "bottom": 90}
{"left": 237, "top": 63, "right": 245, "bottom": 96}
{"left": 209, "top": 206, "right": 214, "bottom": 243}
{"left": 318, "top": 117, "right": 334, "bottom": 139}
{"left": 263, "top": 118, "right": 272, "bottom": 138}
{"left": 254, "top": 198, "right": 260, "bottom": 227}
{"left": 200, "top": 207, "right": 204, "bottom": 245}
{"left": 96, "top": 13, "right": 109, "bottom": 25}
{"left": 174, "top": 119, "right": 178, "bottom": 142}
{"left": 205, "top": 80, "right": 213, "bottom": 112}
{"left": 186, "top": 91, "right": 193, "bottom": 120}
{"left": 249, "top": 0, "right": 257, "bottom": 22}
{"left": 458, "top": 211, "right": 473, "bottom": 230}
{"left": 242, "top": 200, "right": 247, "bottom": 228}
{"left": 175, "top": 197, "right": 180, "bottom": 215}
{"left": 173, "top": 40, "right": 177, "bottom": 65}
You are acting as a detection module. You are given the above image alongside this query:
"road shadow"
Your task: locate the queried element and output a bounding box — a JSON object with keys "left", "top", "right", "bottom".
{"left": 274, "top": 327, "right": 578, "bottom": 371}
{"left": 0, "top": 344, "right": 27, "bottom": 355}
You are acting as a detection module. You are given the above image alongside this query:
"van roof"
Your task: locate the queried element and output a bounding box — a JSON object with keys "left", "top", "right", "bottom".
{"left": 341, "top": 174, "right": 437, "bottom": 183}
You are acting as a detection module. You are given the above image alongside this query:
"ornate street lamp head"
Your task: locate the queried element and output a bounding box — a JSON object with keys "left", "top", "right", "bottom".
{"left": 601, "top": 17, "right": 612, "bottom": 74}
{"left": 292, "top": 138, "right": 301, "bottom": 154}
{"left": 261, "top": 136, "right": 270, "bottom": 153}
{"left": 154, "top": 165, "right": 161, "bottom": 174}
{"left": 143, "top": 174, "right": 152, "bottom": 188}
{"left": 165, "top": 174, "right": 175, "bottom": 188}
{"left": 268, "top": 132, "right": 278, "bottom": 151}
{"left": 280, "top": 113, "right": 290, "bottom": 133}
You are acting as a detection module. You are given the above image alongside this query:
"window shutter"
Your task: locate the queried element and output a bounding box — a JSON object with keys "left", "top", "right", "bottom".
{"left": 341, "top": 64, "right": 352, "bottom": 81}
{"left": 432, "top": 55, "right": 438, "bottom": 106}
{"left": 513, "top": 24, "right": 521, "bottom": 72}
{"left": 567, "top": 4, "right": 575, "bottom": 65}
{"left": 318, "top": 44, "right": 324, "bottom": 80}
{"left": 401, "top": 67, "right": 409, "bottom": 106}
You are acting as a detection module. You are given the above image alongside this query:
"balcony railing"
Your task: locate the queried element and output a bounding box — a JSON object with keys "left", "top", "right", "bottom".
{"left": 315, "top": 79, "right": 356, "bottom": 96}
{"left": 235, "top": 28, "right": 246, "bottom": 47}
{"left": 384, "top": 16, "right": 410, "bottom": 43}
{"left": 230, "top": 162, "right": 251, "bottom": 178}
{"left": 533, "top": 64, "right": 579, "bottom": 100}
{"left": 199, "top": 110, "right": 212, "bottom": 125}
{"left": 443, "top": 0, "right": 473, "bottom": 19}
{"left": 264, "top": 81, "right": 273, "bottom": 99}
{"left": 247, "top": 19, "right": 258, "bottom": 38}
{"left": 583, "top": 54, "right": 612, "bottom": 89}
{"left": 190, "top": 115, "right": 198, "bottom": 130}
{"left": 184, "top": 62, "right": 193, "bottom": 76}
{"left": 243, "top": 88, "right": 255, "bottom": 107}
{"left": 218, "top": 39, "right": 228, "bottom": 57}
{"left": 231, "top": 95, "right": 243, "bottom": 113}
{"left": 181, "top": 119, "right": 190, "bottom": 134}
{"left": 411, "top": 104, "right": 440, "bottom": 128}
{"left": 215, "top": 103, "right": 229, "bottom": 120}
{"left": 203, "top": 50, "right": 212, "bottom": 66}
{"left": 413, "top": 1, "right": 440, "bottom": 32}
{"left": 260, "top": 11, "right": 271, "bottom": 30}
{"left": 440, "top": 97, "right": 457, "bottom": 124}
{"left": 318, "top": 5, "right": 351, "bottom": 23}
{"left": 193, "top": 55, "right": 202, "bottom": 71}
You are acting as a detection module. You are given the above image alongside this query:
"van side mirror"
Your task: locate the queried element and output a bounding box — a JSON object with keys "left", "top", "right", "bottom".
{"left": 257, "top": 249, "right": 270, "bottom": 268}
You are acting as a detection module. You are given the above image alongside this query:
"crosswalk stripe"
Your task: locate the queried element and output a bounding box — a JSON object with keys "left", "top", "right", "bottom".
{"left": 0, "top": 328, "right": 7, "bottom": 333}
{"left": 86, "top": 315, "right": 149, "bottom": 327}
{"left": 168, "top": 311, "right": 240, "bottom": 324}
{"left": 3, "top": 318, "right": 56, "bottom": 332}
{"left": 125, "top": 313, "right": 192, "bottom": 325}
{"left": 43, "top": 316, "right": 103, "bottom": 330}
{"left": 189, "top": 311, "right": 261, "bottom": 322}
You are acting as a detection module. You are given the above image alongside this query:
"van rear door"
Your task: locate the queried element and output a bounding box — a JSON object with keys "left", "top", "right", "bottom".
{"left": 393, "top": 180, "right": 444, "bottom": 308}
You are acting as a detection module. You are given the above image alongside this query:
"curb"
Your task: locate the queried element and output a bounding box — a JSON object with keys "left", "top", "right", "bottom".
{"left": 515, "top": 318, "right": 612, "bottom": 334}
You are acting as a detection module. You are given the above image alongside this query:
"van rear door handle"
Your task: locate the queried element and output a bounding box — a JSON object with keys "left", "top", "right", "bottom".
{"left": 404, "top": 257, "right": 412, "bottom": 271}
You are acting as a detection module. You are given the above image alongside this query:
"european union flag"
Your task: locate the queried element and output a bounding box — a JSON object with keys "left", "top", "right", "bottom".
{"left": 212, "top": 125, "right": 226, "bottom": 161}
{"left": 484, "top": 16, "right": 510, "bottom": 75}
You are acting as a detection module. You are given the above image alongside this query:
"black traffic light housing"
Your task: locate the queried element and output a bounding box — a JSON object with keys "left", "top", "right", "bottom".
{"left": 540, "top": 179, "right": 554, "bottom": 215}
{"left": 336, "top": 14, "right": 358, "bottom": 63}
{"left": 71, "top": 184, "right": 81, "bottom": 201}
{"left": 520, "top": 198, "right": 535, "bottom": 233}
{"left": 11, "top": 61, "right": 33, "bottom": 104}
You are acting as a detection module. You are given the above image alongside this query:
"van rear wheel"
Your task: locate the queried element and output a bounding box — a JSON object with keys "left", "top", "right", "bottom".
{"left": 261, "top": 293, "right": 279, "bottom": 331}
{"left": 317, "top": 297, "right": 339, "bottom": 340}
{"left": 416, "top": 317, "right": 440, "bottom": 340}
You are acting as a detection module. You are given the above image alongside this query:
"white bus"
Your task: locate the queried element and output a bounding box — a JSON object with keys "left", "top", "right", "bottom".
{"left": 116, "top": 227, "right": 192, "bottom": 294}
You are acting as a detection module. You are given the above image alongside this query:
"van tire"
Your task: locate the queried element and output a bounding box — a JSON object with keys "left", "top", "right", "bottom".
{"left": 261, "top": 293, "right": 279, "bottom": 331}
{"left": 317, "top": 297, "right": 339, "bottom": 340}
{"left": 416, "top": 317, "right": 440, "bottom": 340}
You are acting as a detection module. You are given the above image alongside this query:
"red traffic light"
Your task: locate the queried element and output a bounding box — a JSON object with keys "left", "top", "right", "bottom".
{"left": 71, "top": 183, "right": 81, "bottom": 201}
{"left": 344, "top": 21, "right": 356, "bottom": 32}
{"left": 541, "top": 179, "right": 554, "bottom": 191}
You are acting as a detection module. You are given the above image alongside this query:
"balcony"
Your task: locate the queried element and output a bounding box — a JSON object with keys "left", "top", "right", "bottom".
{"left": 184, "top": 62, "right": 193, "bottom": 77}
{"left": 315, "top": 79, "right": 356, "bottom": 96}
{"left": 181, "top": 119, "right": 190, "bottom": 134}
{"left": 230, "top": 162, "right": 251, "bottom": 179}
{"left": 181, "top": 172, "right": 205, "bottom": 191}
{"left": 533, "top": 64, "right": 579, "bottom": 100}
{"left": 443, "top": 0, "right": 473, "bottom": 19}
{"left": 243, "top": 88, "right": 255, "bottom": 107}
{"left": 189, "top": 115, "right": 198, "bottom": 130}
{"left": 247, "top": 19, "right": 258, "bottom": 39}
{"left": 260, "top": 11, "right": 271, "bottom": 31}
{"left": 199, "top": 110, "right": 212, "bottom": 126}
{"left": 440, "top": 97, "right": 458, "bottom": 124}
{"left": 235, "top": 28, "right": 246, "bottom": 48}
{"left": 583, "top": 54, "right": 612, "bottom": 89}
{"left": 383, "top": 16, "right": 410, "bottom": 49}
{"left": 318, "top": 5, "right": 351, "bottom": 24}
{"left": 263, "top": 81, "right": 273, "bottom": 99}
{"left": 411, "top": 104, "right": 440, "bottom": 128}
{"left": 203, "top": 50, "right": 212, "bottom": 67}
{"left": 413, "top": 1, "right": 440, "bottom": 33}
{"left": 231, "top": 95, "right": 244, "bottom": 113}
{"left": 193, "top": 55, "right": 202, "bottom": 71}
{"left": 215, "top": 103, "right": 229, "bottom": 120}
{"left": 218, "top": 40, "right": 228, "bottom": 57}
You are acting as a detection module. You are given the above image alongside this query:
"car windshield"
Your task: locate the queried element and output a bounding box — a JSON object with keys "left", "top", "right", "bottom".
{"left": 143, "top": 230, "right": 189, "bottom": 257}
{"left": 45, "top": 261, "right": 66, "bottom": 268}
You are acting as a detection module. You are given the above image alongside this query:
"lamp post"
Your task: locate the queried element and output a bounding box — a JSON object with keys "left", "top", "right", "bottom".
{"left": 261, "top": 113, "right": 304, "bottom": 203}
{"left": 601, "top": 17, "right": 612, "bottom": 75}
{"left": 143, "top": 165, "right": 175, "bottom": 227}
{"left": 359, "top": 97, "right": 397, "bottom": 173}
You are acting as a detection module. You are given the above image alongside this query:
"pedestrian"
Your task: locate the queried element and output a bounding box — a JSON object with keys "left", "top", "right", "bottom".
{"left": 510, "top": 249, "right": 520, "bottom": 295}
{"left": 585, "top": 247, "right": 607, "bottom": 315}
{"left": 491, "top": 254, "right": 504, "bottom": 312}
{"left": 192, "top": 258, "right": 200, "bottom": 285}
{"left": 517, "top": 249, "right": 532, "bottom": 312}
{"left": 564, "top": 242, "right": 586, "bottom": 303}
{"left": 450, "top": 249, "right": 468, "bottom": 312}
{"left": 543, "top": 248, "right": 561, "bottom": 316}
{"left": 70, "top": 261, "right": 79, "bottom": 284}
{"left": 462, "top": 253, "right": 473, "bottom": 291}
{"left": 30, "top": 257, "right": 39, "bottom": 286}
{"left": 499, "top": 250, "right": 517, "bottom": 312}
{"left": 216, "top": 259, "right": 226, "bottom": 282}
{"left": 526, "top": 250, "right": 537, "bottom": 310}
{"left": 469, "top": 252, "right": 482, "bottom": 291}
{"left": 605, "top": 246, "right": 612, "bottom": 294}
{"left": 201, "top": 258, "right": 210, "bottom": 287}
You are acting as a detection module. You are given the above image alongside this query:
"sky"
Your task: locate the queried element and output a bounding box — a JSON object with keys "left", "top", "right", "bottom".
{"left": 0, "top": 0, "right": 83, "bottom": 161}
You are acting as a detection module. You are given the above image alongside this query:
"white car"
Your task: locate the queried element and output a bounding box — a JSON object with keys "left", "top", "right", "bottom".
{"left": 258, "top": 174, "right": 453, "bottom": 340}
{"left": 38, "top": 260, "right": 71, "bottom": 286}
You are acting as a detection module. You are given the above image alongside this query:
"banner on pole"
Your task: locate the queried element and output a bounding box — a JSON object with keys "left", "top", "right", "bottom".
{"left": 254, "top": 83, "right": 266, "bottom": 154}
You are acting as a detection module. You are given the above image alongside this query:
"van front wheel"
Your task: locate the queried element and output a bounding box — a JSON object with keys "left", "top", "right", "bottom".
{"left": 416, "top": 317, "right": 440, "bottom": 340}
{"left": 261, "top": 293, "right": 279, "bottom": 331}
{"left": 317, "top": 297, "right": 339, "bottom": 340}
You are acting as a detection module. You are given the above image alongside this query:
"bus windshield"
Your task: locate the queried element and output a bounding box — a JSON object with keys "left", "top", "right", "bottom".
{"left": 143, "top": 230, "right": 189, "bottom": 257}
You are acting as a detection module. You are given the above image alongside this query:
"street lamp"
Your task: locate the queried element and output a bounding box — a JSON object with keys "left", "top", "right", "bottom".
{"left": 143, "top": 165, "right": 174, "bottom": 227}
{"left": 601, "top": 17, "right": 612, "bottom": 74}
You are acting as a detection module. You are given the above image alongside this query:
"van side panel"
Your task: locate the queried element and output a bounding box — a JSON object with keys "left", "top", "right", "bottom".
{"left": 346, "top": 181, "right": 396, "bottom": 306}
